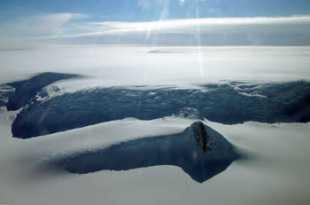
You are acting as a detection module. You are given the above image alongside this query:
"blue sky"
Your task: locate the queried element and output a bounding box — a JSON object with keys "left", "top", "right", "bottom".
{"left": 1, "top": 0, "right": 310, "bottom": 21}
{"left": 0, "top": 0, "right": 310, "bottom": 47}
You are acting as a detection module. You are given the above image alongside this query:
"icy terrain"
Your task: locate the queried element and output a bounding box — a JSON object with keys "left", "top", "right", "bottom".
{"left": 0, "top": 46, "right": 310, "bottom": 205}
{"left": 1, "top": 73, "right": 309, "bottom": 138}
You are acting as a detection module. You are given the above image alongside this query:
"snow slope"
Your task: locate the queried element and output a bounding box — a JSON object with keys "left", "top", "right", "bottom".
{"left": 0, "top": 115, "right": 309, "bottom": 205}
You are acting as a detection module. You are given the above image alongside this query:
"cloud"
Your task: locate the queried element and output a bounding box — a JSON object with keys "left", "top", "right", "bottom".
{"left": 0, "top": 13, "right": 87, "bottom": 50}
{"left": 1, "top": 14, "right": 310, "bottom": 49}
{"left": 0, "top": 13, "right": 87, "bottom": 37}
{"left": 50, "top": 16, "right": 310, "bottom": 46}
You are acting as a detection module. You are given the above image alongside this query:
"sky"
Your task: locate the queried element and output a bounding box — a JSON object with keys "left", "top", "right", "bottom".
{"left": 0, "top": 0, "right": 310, "bottom": 47}
{"left": 1, "top": 0, "right": 310, "bottom": 21}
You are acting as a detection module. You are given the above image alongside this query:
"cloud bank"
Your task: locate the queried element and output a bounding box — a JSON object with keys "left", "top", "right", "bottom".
{"left": 54, "top": 16, "right": 310, "bottom": 46}
{"left": 0, "top": 13, "right": 86, "bottom": 50}
{"left": 0, "top": 14, "right": 310, "bottom": 49}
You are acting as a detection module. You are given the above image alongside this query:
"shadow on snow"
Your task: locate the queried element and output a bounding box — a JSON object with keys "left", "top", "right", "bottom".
{"left": 1, "top": 72, "right": 309, "bottom": 138}
{"left": 45, "top": 122, "right": 241, "bottom": 183}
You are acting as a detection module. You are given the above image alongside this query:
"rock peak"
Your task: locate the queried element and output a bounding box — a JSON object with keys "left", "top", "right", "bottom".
{"left": 191, "top": 121, "right": 210, "bottom": 153}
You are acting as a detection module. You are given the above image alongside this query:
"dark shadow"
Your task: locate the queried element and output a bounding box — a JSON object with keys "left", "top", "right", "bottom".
{"left": 46, "top": 122, "right": 241, "bottom": 183}
{"left": 3, "top": 72, "right": 80, "bottom": 110}
{"left": 2, "top": 72, "right": 309, "bottom": 138}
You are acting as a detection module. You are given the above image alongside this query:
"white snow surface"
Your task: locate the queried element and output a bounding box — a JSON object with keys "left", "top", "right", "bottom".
{"left": 0, "top": 109, "right": 310, "bottom": 205}
{"left": 0, "top": 46, "right": 309, "bottom": 87}
{"left": 1, "top": 46, "right": 310, "bottom": 205}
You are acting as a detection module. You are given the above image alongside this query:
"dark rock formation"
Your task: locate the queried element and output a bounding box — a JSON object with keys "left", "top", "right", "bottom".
{"left": 44, "top": 122, "right": 241, "bottom": 183}
{"left": 192, "top": 121, "right": 211, "bottom": 153}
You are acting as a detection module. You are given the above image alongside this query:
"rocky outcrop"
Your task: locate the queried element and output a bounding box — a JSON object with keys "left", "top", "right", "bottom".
{"left": 192, "top": 121, "right": 210, "bottom": 153}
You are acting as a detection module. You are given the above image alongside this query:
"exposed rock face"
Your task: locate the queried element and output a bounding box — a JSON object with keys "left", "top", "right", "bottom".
{"left": 192, "top": 121, "right": 210, "bottom": 153}
{"left": 44, "top": 122, "right": 241, "bottom": 183}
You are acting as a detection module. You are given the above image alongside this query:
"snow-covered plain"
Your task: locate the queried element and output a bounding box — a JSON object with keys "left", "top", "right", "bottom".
{"left": 0, "top": 46, "right": 310, "bottom": 205}
{"left": 0, "top": 46, "right": 309, "bottom": 85}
